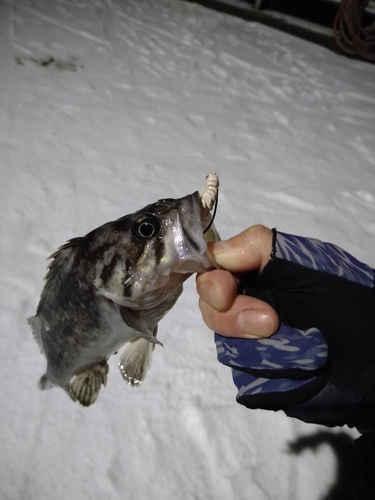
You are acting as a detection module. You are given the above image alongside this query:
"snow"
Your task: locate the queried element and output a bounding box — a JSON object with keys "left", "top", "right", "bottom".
{"left": 1, "top": 0, "right": 374, "bottom": 499}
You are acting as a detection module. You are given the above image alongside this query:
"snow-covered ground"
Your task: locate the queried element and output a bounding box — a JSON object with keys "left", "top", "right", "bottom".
{"left": 1, "top": 0, "right": 375, "bottom": 499}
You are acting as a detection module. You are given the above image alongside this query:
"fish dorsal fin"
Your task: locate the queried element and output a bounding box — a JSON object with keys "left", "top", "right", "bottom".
{"left": 28, "top": 314, "right": 44, "bottom": 353}
{"left": 29, "top": 238, "right": 83, "bottom": 351}
{"left": 38, "top": 237, "right": 82, "bottom": 310}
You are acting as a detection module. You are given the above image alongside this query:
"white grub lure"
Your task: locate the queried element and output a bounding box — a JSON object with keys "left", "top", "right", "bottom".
{"left": 28, "top": 174, "right": 220, "bottom": 406}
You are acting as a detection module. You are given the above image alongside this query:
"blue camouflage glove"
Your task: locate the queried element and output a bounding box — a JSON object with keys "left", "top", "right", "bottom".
{"left": 215, "top": 230, "right": 375, "bottom": 433}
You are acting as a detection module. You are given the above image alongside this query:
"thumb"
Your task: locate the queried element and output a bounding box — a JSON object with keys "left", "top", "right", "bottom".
{"left": 208, "top": 225, "right": 273, "bottom": 273}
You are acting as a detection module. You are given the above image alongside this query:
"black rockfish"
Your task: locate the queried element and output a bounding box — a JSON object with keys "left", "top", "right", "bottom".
{"left": 28, "top": 175, "right": 220, "bottom": 406}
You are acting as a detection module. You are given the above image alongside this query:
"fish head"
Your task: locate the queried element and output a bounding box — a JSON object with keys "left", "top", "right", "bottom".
{"left": 93, "top": 191, "right": 219, "bottom": 309}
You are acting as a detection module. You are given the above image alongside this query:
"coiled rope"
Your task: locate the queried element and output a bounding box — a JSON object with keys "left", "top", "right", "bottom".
{"left": 333, "top": 0, "right": 375, "bottom": 61}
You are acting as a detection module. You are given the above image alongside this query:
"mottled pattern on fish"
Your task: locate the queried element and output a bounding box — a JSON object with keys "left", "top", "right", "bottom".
{"left": 29, "top": 177, "right": 219, "bottom": 406}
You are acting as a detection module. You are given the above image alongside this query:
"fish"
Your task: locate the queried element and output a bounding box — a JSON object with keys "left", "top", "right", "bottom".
{"left": 28, "top": 174, "right": 220, "bottom": 406}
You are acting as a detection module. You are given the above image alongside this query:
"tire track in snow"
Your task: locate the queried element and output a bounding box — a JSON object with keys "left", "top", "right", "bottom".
{"left": 14, "top": 2, "right": 112, "bottom": 47}
{"left": 116, "top": 10, "right": 181, "bottom": 44}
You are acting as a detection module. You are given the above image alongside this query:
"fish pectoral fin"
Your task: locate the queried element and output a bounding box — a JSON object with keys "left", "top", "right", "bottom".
{"left": 70, "top": 361, "right": 109, "bottom": 407}
{"left": 119, "top": 335, "right": 155, "bottom": 386}
{"left": 120, "top": 307, "right": 163, "bottom": 346}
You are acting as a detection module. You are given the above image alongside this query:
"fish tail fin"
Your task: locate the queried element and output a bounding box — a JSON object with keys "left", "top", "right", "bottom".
{"left": 39, "top": 373, "right": 55, "bottom": 390}
{"left": 119, "top": 337, "right": 154, "bottom": 386}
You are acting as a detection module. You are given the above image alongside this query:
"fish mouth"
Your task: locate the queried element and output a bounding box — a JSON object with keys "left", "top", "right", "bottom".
{"left": 124, "top": 191, "right": 218, "bottom": 308}
{"left": 172, "top": 191, "right": 218, "bottom": 274}
{"left": 97, "top": 189, "right": 220, "bottom": 311}
{"left": 97, "top": 192, "right": 217, "bottom": 311}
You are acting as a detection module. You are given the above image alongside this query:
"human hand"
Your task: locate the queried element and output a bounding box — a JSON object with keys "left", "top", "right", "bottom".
{"left": 197, "top": 225, "right": 375, "bottom": 434}
{"left": 196, "top": 225, "right": 280, "bottom": 339}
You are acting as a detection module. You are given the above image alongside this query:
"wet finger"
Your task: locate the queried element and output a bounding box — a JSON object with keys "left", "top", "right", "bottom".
{"left": 196, "top": 269, "right": 238, "bottom": 312}
{"left": 208, "top": 225, "right": 273, "bottom": 273}
{"left": 198, "top": 293, "right": 279, "bottom": 339}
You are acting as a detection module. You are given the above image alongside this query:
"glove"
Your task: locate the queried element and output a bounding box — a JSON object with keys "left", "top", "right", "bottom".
{"left": 215, "top": 230, "right": 375, "bottom": 433}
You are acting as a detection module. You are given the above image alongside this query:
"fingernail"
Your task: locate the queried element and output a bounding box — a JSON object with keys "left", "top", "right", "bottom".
{"left": 200, "top": 282, "right": 221, "bottom": 310}
{"left": 236, "top": 310, "right": 274, "bottom": 338}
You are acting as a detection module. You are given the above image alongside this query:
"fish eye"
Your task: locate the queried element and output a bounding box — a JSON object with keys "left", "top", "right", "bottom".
{"left": 132, "top": 214, "right": 161, "bottom": 240}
